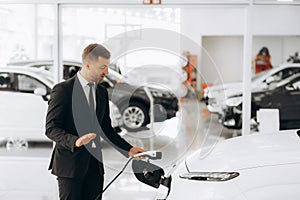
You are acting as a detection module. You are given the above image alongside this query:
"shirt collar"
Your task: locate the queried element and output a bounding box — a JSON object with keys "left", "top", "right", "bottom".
{"left": 77, "top": 71, "right": 95, "bottom": 88}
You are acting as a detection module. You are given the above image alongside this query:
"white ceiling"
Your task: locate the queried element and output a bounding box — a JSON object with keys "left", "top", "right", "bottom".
{"left": 0, "top": 0, "right": 299, "bottom": 5}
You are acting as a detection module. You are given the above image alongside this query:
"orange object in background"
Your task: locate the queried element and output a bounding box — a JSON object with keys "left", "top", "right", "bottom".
{"left": 201, "top": 83, "right": 213, "bottom": 96}
{"left": 182, "top": 51, "right": 197, "bottom": 86}
{"left": 181, "top": 51, "right": 201, "bottom": 100}
{"left": 254, "top": 47, "right": 273, "bottom": 74}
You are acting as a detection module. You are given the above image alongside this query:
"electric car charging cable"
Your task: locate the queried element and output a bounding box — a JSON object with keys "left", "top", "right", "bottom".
{"left": 102, "top": 156, "right": 134, "bottom": 193}
{"left": 94, "top": 151, "right": 163, "bottom": 200}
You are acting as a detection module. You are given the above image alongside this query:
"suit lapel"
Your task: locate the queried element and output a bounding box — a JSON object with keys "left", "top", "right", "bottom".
{"left": 72, "top": 76, "right": 94, "bottom": 135}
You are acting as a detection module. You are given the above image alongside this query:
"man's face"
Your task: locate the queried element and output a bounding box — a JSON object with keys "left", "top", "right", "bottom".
{"left": 88, "top": 56, "right": 110, "bottom": 83}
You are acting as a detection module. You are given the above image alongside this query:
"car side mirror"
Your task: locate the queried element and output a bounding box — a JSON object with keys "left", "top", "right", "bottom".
{"left": 285, "top": 84, "right": 295, "bottom": 91}
{"left": 34, "top": 88, "right": 47, "bottom": 96}
{"left": 265, "top": 76, "right": 275, "bottom": 85}
{"left": 267, "top": 81, "right": 278, "bottom": 90}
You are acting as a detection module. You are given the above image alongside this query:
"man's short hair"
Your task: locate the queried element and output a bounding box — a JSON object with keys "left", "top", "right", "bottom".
{"left": 82, "top": 43, "right": 111, "bottom": 62}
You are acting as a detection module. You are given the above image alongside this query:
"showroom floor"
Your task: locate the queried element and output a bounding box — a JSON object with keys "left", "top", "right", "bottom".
{"left": 0, "top": 100, "right": 240, "bottom": 200}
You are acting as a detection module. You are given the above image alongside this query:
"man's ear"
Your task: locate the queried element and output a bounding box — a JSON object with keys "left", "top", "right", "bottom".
{"left": 84, "top": 61, "right": 90, "bottom": 69}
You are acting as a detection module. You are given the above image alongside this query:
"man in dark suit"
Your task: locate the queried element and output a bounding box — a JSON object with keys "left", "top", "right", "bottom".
{"left": 46, "top": 43, "right": 146, "bottom": 200}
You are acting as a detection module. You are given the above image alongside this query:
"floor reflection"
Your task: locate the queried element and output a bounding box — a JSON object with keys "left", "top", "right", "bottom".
{"left": 0, "top": 100, "right": 236, "bottom": 200}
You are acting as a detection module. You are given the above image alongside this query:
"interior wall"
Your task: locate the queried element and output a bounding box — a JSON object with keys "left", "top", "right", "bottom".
{"left": 282, "top": 36, "right": 300, "bottom": 62}
{"left": 201, "top": 36, "right": 300, "bottom": 84}
{"left": 180, "top": 5, "right": 300, "bottom": 85}
{"left": 253, "top": 5, "right": 300, "bottom": 35}
{"left": 180, "top": 7, "right": 245, "bottom": 85}
{"left": 201, "top": 36, "right": 243, "bottom": 84}
{"left": 181, "top": 7, "right": 245, "bottom": 38}
{"left": 262, "top": 36, "right": 300, "bottom": 65}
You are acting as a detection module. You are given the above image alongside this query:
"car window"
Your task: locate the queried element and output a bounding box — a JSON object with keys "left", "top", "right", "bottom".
{"left": 30, "top": 63, "right": 81, "bottom": 80}
{"left": 267, "top": 67, "right": 300, "bottom": 83}
{"left": 280, "top": 68, "right": 300, "bottom": 79}
{"left": 64, "top": 64, "right": 81, "bottom": 79}
{"left": 17, "top": 74, "right": 47, "bottom": 93}
{"left": 0, "top": 73, "right": 15, "bottom": 91}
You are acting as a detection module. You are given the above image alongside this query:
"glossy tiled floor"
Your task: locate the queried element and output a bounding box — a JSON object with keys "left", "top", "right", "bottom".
{"left": 102, "top": 99, "right": 237, "bottom": 199}
{"left": 0, "top": 100, "right": 238, "bottom": 200}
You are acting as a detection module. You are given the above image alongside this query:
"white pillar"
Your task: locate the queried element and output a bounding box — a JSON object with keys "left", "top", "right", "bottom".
{"left": 53, "top": 3, "right": 63, "bottom": 83}
{"left": 242, "top": 2, "right": 253, "bottom": 136}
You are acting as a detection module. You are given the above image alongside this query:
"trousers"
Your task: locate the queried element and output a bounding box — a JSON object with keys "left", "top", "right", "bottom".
{"left": 57, "top": 157, "right": 104, "bottom": 200}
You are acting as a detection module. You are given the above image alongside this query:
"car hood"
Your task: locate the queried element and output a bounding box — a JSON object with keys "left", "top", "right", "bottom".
{"left": 206, "top": 82, "right": 243, "bottom": 98}
{"left": 206, "top": 82, "right": 242, "bottom": 92}
{"left": 185, "top": 130, "right": 300, "bottom": 172}
{"left": 208, "top": 82, "right": 269, "bottom": 100}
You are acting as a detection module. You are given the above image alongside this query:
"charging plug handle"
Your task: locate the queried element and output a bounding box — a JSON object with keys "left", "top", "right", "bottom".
{"left": 133, "top": 151, "right": 162, "bottom": 160}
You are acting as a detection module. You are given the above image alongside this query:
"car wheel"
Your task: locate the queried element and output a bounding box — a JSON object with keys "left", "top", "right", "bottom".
{"left": 6, "top": 138, "right": 28, "bottom": 151}
{"left": 120, "top": 101, "right": 150, "bottom": 132}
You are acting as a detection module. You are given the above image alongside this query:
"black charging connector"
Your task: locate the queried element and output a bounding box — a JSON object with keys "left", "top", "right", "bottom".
{"left": 94, "top": 151, "right": 170, "bottom": 200}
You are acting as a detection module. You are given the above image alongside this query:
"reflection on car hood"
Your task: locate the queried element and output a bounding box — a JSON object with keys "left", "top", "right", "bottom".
{"left": 186, "top": 130, "right": 300, "bottom": 172}
{"left": 206, "top": 82, "right": 242, "bottom": 91}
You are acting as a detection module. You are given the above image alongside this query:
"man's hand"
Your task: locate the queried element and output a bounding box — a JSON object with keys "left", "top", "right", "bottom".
{"left": 128, "top": 147, "right": 147, "bottom": 159}
{"left": 75, "top": 133, "right": 97, "bottom": 147}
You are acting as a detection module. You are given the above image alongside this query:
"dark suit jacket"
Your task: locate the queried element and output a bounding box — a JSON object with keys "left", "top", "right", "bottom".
{"left": 45, "top": 75, "right": 133, "bottom": 178}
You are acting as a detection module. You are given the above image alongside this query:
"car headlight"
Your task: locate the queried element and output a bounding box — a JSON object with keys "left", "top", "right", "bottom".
{"left": 150, "top": 89, "right": 173, "bottom": 98}
{"left": 179, "top": 172, "right": 239, "bottom": 182}
{"left": 151, "top": 90, "right": 164, "bottom": 97}
{"left": 225, "top": 96, "right": 242, "bottom": 107}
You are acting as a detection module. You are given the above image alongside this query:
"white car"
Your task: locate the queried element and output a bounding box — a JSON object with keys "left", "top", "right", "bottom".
{"left": 7, "top": 59, "right": 81, "bottom": 80}
{"left": 165, "top": 129, "right": 300, "bottom": 200}
{"left": 204, "top": 63, "right": 300, "bottom": 114}
{"left": 0, "top": 67, "right": 123, "bottom": 149}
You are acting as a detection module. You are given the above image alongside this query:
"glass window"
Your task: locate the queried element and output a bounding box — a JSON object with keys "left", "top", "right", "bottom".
{"left": 61, "top": 6, "right": 180, "bottom": 65}
{"left": 0, "top": 4, "right": 54, "bottom": 67}
{"left": 63, "top": 64, "right": 81, "bottom": 79}
{"left": 0, "top": 73, "right": 14, "bottom": 91}
{"left": 0, "top": 3, "right": 55, "bottom": 158}
{"left": 17, "top": 74, "right": 47, "bottom": 93}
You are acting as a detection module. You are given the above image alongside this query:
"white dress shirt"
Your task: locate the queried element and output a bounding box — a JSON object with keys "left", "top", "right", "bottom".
{"left": 77, "top": 72, "right": 96, "bottom": 110}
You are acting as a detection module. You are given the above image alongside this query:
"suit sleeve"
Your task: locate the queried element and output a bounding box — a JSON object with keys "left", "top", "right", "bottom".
{"left": 100, "top": 87, "right": 133, "bottom": 157}
{"left": 45, "top": 84, "right": 78, "bottom": 152}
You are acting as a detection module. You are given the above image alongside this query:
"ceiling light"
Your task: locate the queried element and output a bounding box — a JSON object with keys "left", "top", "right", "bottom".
{"left": 143, "top": 0, "right": 161, "bottom": 4}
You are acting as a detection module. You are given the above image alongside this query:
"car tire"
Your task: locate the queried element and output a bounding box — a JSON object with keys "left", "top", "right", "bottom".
{"left": 120, "top": 101, "right": 150, "bottom": 132}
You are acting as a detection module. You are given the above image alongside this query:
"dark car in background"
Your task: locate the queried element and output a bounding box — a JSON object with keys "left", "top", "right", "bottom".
{"left": 222, "top": 73, "right": 300, "bottom": 130}
{"left": 101, "top": 69, "right": 178, "bottom": 131}
{"left": 204, "top": 64, "right": 300, "bottom": 115}
{"left": 7, "top": 60, "right": 179, "bottom": 132}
